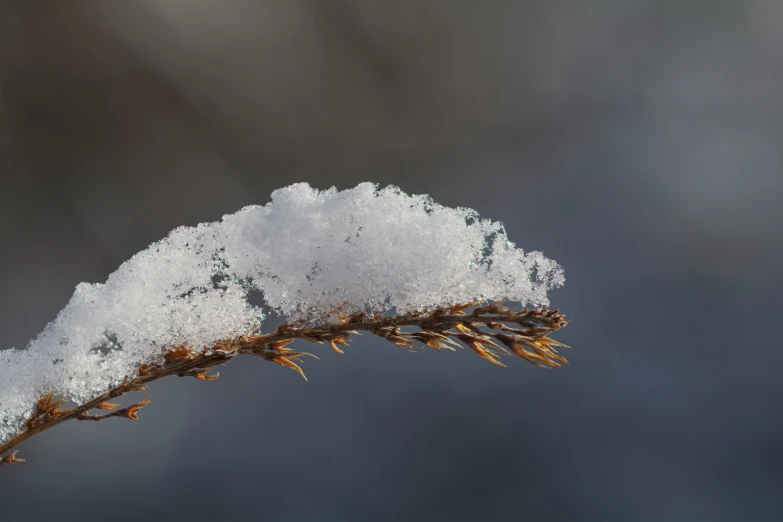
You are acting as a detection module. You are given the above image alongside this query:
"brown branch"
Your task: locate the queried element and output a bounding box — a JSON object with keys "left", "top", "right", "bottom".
{"left": 77, "top": 395, "right": 151, "bottom": 421}
{"left": 0, "top": 303, "right": 569, "bottom": 466}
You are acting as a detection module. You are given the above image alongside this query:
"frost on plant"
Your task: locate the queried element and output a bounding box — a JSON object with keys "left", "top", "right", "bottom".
{"left": 0, "top": 183, "right": 564, "bottom": 444}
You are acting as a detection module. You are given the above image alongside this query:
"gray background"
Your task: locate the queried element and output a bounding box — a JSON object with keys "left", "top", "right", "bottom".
{"left": 1, "top": 1, "right": 781, "bottom": 521}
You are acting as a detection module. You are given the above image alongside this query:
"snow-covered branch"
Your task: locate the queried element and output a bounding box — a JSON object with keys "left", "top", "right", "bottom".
{"left": 0, "top": 183, "right": 567, "bottom": 464}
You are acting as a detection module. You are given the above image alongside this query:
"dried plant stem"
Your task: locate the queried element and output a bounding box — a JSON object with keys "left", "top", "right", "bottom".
{"left": 0, "top": 303, "right": 568, "bottom": 466}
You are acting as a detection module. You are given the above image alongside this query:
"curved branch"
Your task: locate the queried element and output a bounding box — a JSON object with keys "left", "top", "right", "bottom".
{"left": 0, "top": 303, "right": 569, "bottom": 465}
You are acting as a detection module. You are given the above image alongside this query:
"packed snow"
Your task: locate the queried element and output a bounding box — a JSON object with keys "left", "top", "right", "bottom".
{"left": 0, "top": 183, "right": 564, "bottom": 443}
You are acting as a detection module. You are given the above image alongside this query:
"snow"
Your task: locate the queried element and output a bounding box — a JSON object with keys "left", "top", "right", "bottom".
{"left": 0, "top": 182, "right": 564, "bottom": 443}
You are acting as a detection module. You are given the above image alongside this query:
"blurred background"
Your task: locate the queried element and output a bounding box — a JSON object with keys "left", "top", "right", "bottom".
{"left": 1, "top": 1, "right": 781, "bottom": 521}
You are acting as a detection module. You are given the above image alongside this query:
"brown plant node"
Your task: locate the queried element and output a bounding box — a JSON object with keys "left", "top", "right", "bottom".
{"left": 0, "top": 303, "right": 569, "bottom": 467}
{"left": 0, "top": 450, "right": 24, "bottom": 467}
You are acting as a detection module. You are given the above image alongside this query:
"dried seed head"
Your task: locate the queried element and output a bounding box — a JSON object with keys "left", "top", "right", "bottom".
{"left": 164, "top": 346, "right": 197, "bottom": 364}
{"left": 193, "top": 370, "right": 220, "bottom": 381}
{"left": 0, "top": 451, "right": 24, "bottom": 466}
{"left": 125, "top": 397, "right": 151, "bottom": 421}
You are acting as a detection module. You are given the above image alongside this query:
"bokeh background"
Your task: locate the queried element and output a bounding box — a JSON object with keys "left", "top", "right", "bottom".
{"left": 1, "top": 1, "right": 781, "bottom": 521}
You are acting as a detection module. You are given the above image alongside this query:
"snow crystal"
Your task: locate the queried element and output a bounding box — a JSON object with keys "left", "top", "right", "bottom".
{"left": 0, "top": 183, "right": 564, "bottom": 443}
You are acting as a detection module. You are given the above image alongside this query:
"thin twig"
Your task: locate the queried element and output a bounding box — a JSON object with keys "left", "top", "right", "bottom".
{"left": 0, "top": 303, "right": 569, "bottom": 466}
